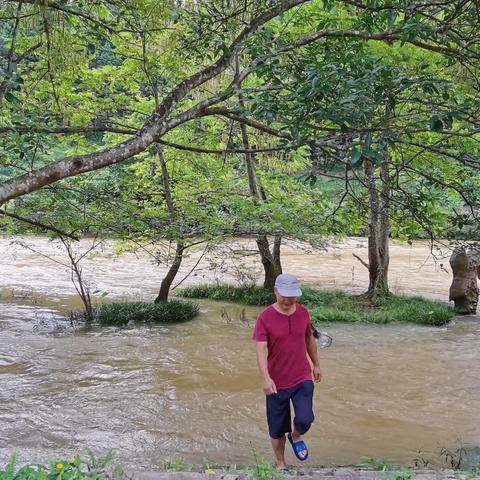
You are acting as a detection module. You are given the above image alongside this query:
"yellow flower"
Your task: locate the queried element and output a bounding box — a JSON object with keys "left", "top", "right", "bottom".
{"left": 69, "top": 458, "right": 75, "bottom": 465}
{"left": 204, "top": 469, "right": 215, "bottom": 475}
{"left": 56, "top": 463, "right": 64, "bottom": 470}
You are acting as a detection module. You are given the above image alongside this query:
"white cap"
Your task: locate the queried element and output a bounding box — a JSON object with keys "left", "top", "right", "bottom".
{"left": 274, "top": 273, "right": 302, "bottom": 297}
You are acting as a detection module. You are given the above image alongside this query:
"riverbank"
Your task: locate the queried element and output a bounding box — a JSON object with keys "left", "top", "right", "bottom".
{"left": 132, "top": 466, "right": 473, "bottom": 479}
{"left": 0, "top": 235, "right": 454, "bottom": 304}
{"left": 2, "top": 235, "right": 478, "bottom": 469}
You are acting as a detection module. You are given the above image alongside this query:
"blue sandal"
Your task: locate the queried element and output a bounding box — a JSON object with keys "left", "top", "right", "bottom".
{"left": 287, "top": 432, "right": 308, "bottom": 461}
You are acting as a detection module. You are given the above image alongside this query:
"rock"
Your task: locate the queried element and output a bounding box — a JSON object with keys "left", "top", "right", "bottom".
{"left": 449, "top": 247, "right": 480, "bottom": 314}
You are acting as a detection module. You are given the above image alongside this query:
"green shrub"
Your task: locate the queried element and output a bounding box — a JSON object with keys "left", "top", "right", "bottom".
{"left": 95, "top": 300, "right": 199, "bottom": 326}
{"left": 178, "top": 285, "right": 454, "bottom": 326}
{"left": 70, "top": 300, "right": 199, "bottom": 326}
{"left": 178, "top": 284, "right": 276, "bottom": 305}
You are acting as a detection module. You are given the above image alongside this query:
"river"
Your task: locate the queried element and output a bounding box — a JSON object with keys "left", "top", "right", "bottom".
{"left": 0, "top": 236, "right": 478, "bottom": 470}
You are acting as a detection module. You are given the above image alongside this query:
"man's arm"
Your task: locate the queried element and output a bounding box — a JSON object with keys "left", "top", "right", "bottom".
{"left": 306, "top": 334, "right": 322, "bottom": 382}
{"left": 255, "top": 341, "right": 277, "bottom": 395}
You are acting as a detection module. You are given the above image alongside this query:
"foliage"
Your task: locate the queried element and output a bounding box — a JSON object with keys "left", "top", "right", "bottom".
{"left": 360, "top": 457, "right": 393, "bottom": 470}
{"left": 247, "top": 449, "right": 286, "bottom": 480}
{"left": 1, "top": 0, "right": 480, "bottom": 298}
{"left": 381, "top": 467, "right": 413, "bottom": 480}
{"left": 440, "top": 443, "right": 480, "bottom": 472}
{"left": 178, "top": 284, "right": 276, "bottom": 305}
{"left": 162, "top": 458, "right": 193, "bottom": 473}
{"left": 178, "top": 285, "right": 454, "bottom": 326}
{"left": 76, "top": 300, "right": 199, "bottom": 326}
{"left": 0, "top": 451, "right": 123, "bottom": 480}
{"left": 360, "top": 458, "right": 413, "bottom": 480}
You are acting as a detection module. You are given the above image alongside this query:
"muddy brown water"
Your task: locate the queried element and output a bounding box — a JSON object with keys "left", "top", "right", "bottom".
{"left": 0, "top": 236, "right": 479, "bottom": 470}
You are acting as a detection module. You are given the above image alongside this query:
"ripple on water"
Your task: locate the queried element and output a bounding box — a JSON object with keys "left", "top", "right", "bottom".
{"left": 1, "top": 242, "right": 480, "bottom": 468}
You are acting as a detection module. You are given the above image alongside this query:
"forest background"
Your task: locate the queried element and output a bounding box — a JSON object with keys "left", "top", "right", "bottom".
{"left": 0, "top": 0, "right": 479, "bottom": 310}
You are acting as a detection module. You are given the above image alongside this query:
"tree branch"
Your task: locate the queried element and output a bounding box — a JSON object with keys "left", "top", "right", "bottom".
{"left": 0, "top": 0, "right": 308, "bottom": 206}
{"left": 0, "top": 125, "right": 137, "bottom": 135}
{"left": 158, "top": 139, "right": 294, "bottom": 155}
{"left": 352, "top": 252, "right": 370, "bottom": 270}
{"left": 0, "top": 209, "right": 79, "bottom": 239}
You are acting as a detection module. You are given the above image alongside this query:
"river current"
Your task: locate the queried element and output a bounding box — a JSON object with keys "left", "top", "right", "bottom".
{"left": 0, "top": 236, "right": 478, "bottom": 469}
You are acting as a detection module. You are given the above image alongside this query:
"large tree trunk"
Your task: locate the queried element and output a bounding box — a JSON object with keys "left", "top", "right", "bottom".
{"left": 364, "top": 157, "right": 390, "bottom": 300}
{"left": 154, "top": 143, "right": 184, "bottom": 303}
{"left": 155, "top": 241, "right": 185, "bottom": 303}
{"left": 235, "top": 55, "right": 282, "bottom": 288}
{"left": 239, "top": 120, "right": 282, "bottom": 287}
{"left": 273, "top": 234, "right": 283, "bottom": 275}
{"left": 256, "top": 235, "right": 282, "bottom": 289}
{"left": 378, "top": 156, "right": 390, "bottom": 289}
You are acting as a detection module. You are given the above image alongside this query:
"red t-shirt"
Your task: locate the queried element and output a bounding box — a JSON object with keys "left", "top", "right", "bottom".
{"left": 252, "top": 304, "right": 313, "bottom": 390}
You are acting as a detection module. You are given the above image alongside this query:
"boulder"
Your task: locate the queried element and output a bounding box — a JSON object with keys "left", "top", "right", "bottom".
{"left": 449, "top": 247, "right": 480, "bottom": 314}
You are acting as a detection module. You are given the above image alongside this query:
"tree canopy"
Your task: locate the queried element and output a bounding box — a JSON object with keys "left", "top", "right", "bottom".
{"left": 1, "top": 0, "right": 479, "bottom": 293}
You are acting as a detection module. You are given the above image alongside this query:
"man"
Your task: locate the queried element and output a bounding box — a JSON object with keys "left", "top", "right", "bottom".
{"left": 252, "top": 273, "right": 322, "bottom": 470}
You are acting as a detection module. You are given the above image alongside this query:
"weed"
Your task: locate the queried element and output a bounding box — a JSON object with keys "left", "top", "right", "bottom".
{"left": 381, "top": 467, "right": 413, "bottom": 480}
{"left": 247, "top": 449, "right": 285, "bottom": 480}
{"left": 441, "top": 445, "right": 466, "bottom": 469}
{"left": 162, "top": 458, "right": 193, "bottom": 473}
{"left": 221, "top": 464, "right": 238, "bottom": 475}
{"left": 360, "top": 457, "right": 413, "bottom": 480}
{"left": 360, "top": 457, "right": 394, "bottom": 470}
{"left": 0, "top": 450, "right": 123, "bottom": 480}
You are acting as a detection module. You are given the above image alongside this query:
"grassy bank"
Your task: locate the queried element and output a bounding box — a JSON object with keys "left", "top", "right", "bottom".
{"left": 71, "top": 300, "right": 199, "bottom": 326}
{"left": 0, "top": 451, "right": 123, "bottom": 480}
{"left": 178, "top": 285, "right": 454, "bottom": 326}
{"left": 4, "top": 453, "right": 480, "bottom": 480}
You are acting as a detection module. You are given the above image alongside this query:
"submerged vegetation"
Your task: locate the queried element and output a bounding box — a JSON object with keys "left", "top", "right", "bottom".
{"left": 179, "top": 285, "right": 454, "bottom": 326}
{"left": 71, "top": 300, "right": 199, "bottom": 326}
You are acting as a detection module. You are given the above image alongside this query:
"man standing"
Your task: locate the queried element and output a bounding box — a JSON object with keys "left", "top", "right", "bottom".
{"left": 252, "top": 273, "right": 322, "bottom": 470}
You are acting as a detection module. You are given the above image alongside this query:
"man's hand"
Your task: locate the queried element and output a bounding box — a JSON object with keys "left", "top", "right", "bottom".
{"left": 263, "top": 377, "right": 277, "bottom": 395}
{"left": 313, "top": 365, "right": 322, "bottom": 383}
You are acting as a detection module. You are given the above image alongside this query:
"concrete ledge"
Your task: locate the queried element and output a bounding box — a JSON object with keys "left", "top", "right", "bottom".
{"left": 131, "top": 467, "right": 476, "bottom": 480}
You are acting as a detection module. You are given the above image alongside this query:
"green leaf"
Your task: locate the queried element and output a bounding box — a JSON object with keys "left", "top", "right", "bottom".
{"left": 387, "top": 11, "right": 398, "bottom": 28}
{"left": 350, "top": 147, "right": 363, "bottom": 167}
{"left": 364, "top": 133, "right": 373, "bottom": 150}
{"left": 363, "top": 148, "right": 383, "bottom": 164}
{"left": 443, "top": 114, "right": 453, "bottom": 130}
{"left": 429, "top": 115, "right": 443, "bottom": 131}
{"left": 4, "top": 92, "right": 21, "bottom": 105}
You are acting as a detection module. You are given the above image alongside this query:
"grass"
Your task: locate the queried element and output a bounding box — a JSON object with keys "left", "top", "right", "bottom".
{"left": 0, "top": 451, "right": 123, "bottom": 480}
{"left": 178, "top": 285, "right": 455, "bottom": 326}
{"left": 71, "top": 300, "right": 199, "bottom": 326}
{"left": 178, "top": 284, "right": 277, "bottom": 305}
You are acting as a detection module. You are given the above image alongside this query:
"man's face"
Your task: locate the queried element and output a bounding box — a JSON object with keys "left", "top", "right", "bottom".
{"left": 274, "top": 288, "right": 297, "bottom": 310}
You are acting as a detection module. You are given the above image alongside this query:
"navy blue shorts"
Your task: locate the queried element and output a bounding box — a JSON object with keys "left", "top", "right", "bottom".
{"left": 266, "top": 380, "right": 314, "bottom": 439}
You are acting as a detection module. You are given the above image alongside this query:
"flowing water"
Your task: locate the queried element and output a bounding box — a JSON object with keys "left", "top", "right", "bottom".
{"left": 0, "top": 236, "right": 479, "bottom": 470}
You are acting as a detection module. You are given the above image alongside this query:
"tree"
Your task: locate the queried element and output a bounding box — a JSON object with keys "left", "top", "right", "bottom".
{"left": 238, "top": 1, "right": 480, "bottom": 298}
{"left": 1, "top": 0, "right": 479, "bottom": 302}
{"left": 2, "top": 0, "right": 479, "bottom": 204}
